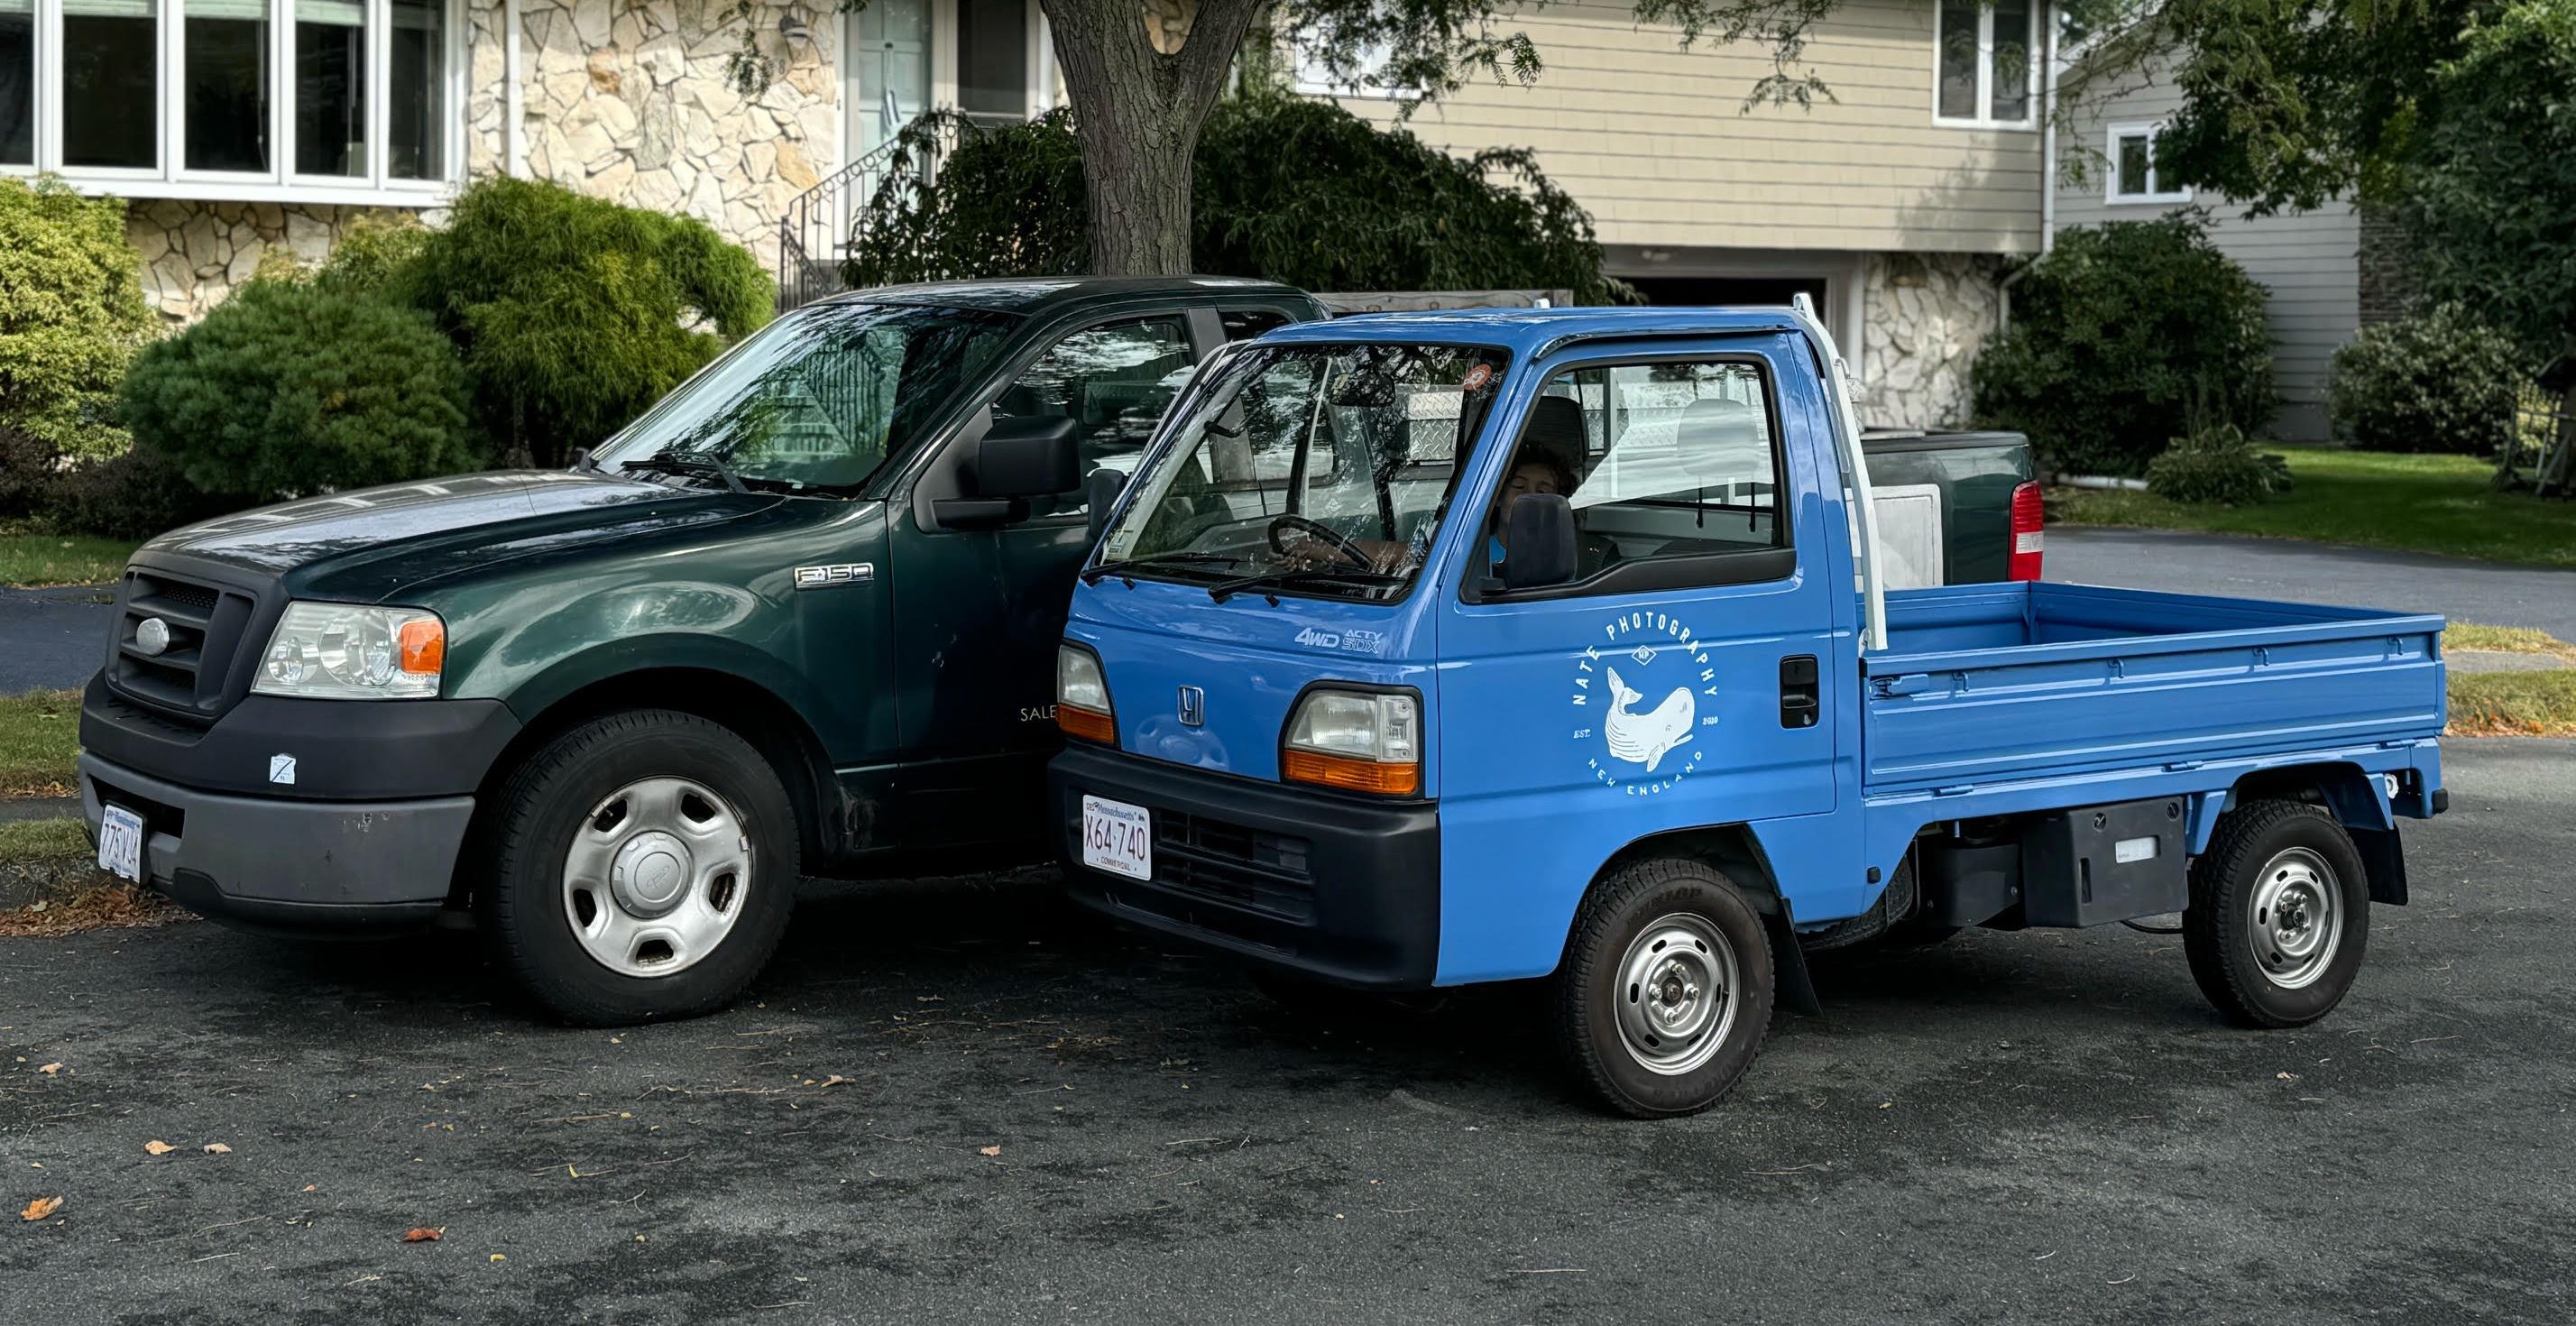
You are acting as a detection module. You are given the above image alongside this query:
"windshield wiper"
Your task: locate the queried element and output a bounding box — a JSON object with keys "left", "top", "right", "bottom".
{"left": 1081, "top": 551, "right": 1243, "bottom": 585}
{"left": 1207, "top": 565, "right": 1407, "bottom": 604}
{"left": 621, "top": 447, "right": 748, "bottom": 494}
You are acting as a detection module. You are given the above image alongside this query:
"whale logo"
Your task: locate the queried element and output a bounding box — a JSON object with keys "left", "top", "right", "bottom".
{"left": 1603, "top": 665, "right": 1695, "bottom": 773}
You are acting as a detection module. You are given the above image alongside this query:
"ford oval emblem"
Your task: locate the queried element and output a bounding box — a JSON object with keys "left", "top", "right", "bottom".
{"left": 134, "top": 617, "right": 171, "bottom": 657}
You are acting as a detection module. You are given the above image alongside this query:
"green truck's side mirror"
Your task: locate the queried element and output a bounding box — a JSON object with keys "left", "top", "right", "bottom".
{"left": 936, "top": 415, "right": 1081, "bottom": 528}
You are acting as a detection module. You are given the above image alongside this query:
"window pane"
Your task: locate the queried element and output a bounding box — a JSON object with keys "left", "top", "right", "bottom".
{"left": 1523, "top": 361, "right": 1781, "bottom": 578}
{"left": 295, "top": 0, "right": 367, "bottom": 176}
{"left": 0, "top": 0, "right": 28, "bottom": 165}
{"left": 387, "top": 0, "right": 444, "bottom": 178}
{"left": 187, "top": 0, "right": 271, "bottom": 172}
{"left": 955, "top": 0, "right": 1025, "bottom": 121}
{"left": 1936, "top": 0, "right": 1980, "bottom": 120}
{"left": 64, "top": 0, "right": 160, "bottom": 170}
{"left": 1988, "top": 0, "right": 2030, "bottom": 122}
{"left": 1219, "top": 308, "right": 1292, "bottom": 342}
{"left": 2117, "top": 133, "right": 2151, "bottom": 197}
{"left": 996, "top": 317, "right": 1195, "bottom": 513}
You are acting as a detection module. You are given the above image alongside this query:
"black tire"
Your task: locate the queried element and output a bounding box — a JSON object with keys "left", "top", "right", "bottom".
{"left": 475, "top": 710, "right": 798, "bottom": 1027}
{"left": 2184, "top": 799, "right": 2369, "bottom": 1028}
{"left": 1550, "top": 858, "right": 1775, "bottom": 1119}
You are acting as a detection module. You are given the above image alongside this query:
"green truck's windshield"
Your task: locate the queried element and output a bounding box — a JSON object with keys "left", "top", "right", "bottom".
{"left": 593, "top": 301, "right": 1021, "bottom": 493}
{"left": 1097, "top": 341, "right": 1509, "bottom": 603}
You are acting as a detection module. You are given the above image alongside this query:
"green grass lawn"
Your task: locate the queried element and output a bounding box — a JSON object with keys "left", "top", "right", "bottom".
{"left": 0, "top": 689, "right": 82, "bottom": 798}
{"left": 2048, "top": 447, "right": 2576, "bottom": 567}
{"left": 0, "top": 521, "right": 134, "bottom": 588}
{"left": 0, "top": 817, "right": 88, "bottom": 864}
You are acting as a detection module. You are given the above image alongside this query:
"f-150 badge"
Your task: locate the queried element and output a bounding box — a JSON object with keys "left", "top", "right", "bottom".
{"left": 1573, "top": 610, "right": 1721, "bottom": 795}
{"left": 794, "top": 563, "right": 875, "bottom": 590}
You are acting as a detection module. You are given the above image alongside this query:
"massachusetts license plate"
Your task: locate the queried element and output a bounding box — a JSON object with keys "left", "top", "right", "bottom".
{"left": 97, "top": 805, "right": 144, "bottom": 883}
{"left": 1080, "top": 796, "right": 1152, "bottom": 881}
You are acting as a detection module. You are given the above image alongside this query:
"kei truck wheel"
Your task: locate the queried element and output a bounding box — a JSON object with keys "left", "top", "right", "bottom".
{"left": 2184, "top": 799, "right": 2369, "bottom": 1028}
{"left": 474, "top": 710, "right": 797, "bottom": 1026}
{"left": 1550, "top": 858, "right": 1776, "bottom": 1118}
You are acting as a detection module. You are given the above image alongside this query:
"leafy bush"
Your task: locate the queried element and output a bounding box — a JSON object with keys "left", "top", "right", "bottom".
{"left": 118, "top": 278, "right": 479, "bottom": 502}
{"left": 2325, "top": 304, "right": 2528, "bottom": 455}
{"left": 313, "top": 211, "right": 430, "bottom": 300}
{"left": 2147, "top": 424, "right": 2294, "bottom": 504}
{"left": 847, "top": 97, "right": 1626, "bottom": 303}
{"left": 1972, "top": 215, "right": 2276, "bottom": 477}
{"left": 0, "top": 178, "right": 156, "bottom": 461}
{"left": 405, "top": 177, "right": 771, "bottom": 465}
{"left": 42, "top": 443, "right": 245, "bottom": 539}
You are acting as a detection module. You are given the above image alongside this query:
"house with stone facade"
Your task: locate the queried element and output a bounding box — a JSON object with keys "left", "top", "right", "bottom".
{"left": 12, "top": 0, "right": 2060, "bottom": 428}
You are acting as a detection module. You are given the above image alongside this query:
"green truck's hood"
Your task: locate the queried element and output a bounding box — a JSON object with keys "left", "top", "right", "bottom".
{"left": 138, "top": 470, "right": 780, "bottom": 602}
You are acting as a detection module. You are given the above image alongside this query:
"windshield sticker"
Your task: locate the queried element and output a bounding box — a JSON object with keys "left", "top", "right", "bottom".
{"left": 1460, "top": 364, "right": 1495, "bottom": 391}
{"left": 1571, "top": 611, "right": 1723, "bottom": 795}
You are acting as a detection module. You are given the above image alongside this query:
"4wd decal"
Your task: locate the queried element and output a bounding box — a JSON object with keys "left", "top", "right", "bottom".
{"left": 1570, "top": 610, "right": 1723, "bottom": 795}
{"left": 1294, "top": 626, "right": 1389, "bottom": 657}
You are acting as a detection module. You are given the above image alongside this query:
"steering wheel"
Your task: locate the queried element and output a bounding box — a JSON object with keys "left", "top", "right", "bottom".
{"left": 1267, "top": 514, "right": 1373, "bottom": 568}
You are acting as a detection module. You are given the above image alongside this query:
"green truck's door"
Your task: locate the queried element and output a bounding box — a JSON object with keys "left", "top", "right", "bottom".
{"left": 879, "top": 308, "right": 1215, "bottom": 852}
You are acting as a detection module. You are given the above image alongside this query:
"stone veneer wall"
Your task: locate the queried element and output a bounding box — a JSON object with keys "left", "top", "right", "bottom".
{"left": 1858, "top": 251, "right": 2003, "bottom": 430}
{"left": 124, "top": 0, "right": 837, "bottom": 320}
{"left": 124, "top": 202, "right": 432, "bottom": 322}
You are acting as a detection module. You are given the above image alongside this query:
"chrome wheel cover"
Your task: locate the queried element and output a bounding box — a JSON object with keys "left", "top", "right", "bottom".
{"left": 561, "top": 777, "right": 753, "bottom": 979}
{"left": 1613, "top": 912, "right": 1740, "bottom": 1076}
{"left": 2247, "top": 846, "right": 2343, "bottom": 990}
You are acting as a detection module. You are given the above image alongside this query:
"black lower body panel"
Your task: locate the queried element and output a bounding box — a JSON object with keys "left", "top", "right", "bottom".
{"left": 1048, "top": 744, "right": 1441, "bottom": 990}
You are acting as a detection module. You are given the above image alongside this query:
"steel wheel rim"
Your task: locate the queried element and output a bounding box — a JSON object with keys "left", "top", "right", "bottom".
{"left": 2247, "top": 846, "right": 2342, "bottom": 990}
{"left": 1613, "top": 912, "right": 1738, "bottom": 1076}
{"left": 561, "top": 777, "right": 753, "bottom": 979}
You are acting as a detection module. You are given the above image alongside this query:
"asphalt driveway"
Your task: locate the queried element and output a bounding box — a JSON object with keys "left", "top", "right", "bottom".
{"left": 0, "top": 585, "right": 114, "bottom": 696}
{"left": 5, "top": 736, "right": 2570, "bottom": 1324}
{"left": 2050, "top": 529, "right": 2576, "bottom": 640}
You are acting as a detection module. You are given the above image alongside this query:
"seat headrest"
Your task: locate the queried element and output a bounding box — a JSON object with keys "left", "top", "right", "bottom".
{"left": 1678, "top": 396, "right": 1763, "bottom": 450}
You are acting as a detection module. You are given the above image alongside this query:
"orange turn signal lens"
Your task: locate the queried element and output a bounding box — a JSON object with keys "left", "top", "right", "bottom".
{"left": 1283, "top": 749, "right": 1420, "bottom": 797}
{"left": 1057, "top": 704, "right": 1116, "bottom": 744}
{"left": 397, "top": 619, "right": 446, "bottom": 676}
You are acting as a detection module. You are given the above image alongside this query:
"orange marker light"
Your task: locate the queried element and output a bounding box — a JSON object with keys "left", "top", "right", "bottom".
{"left": 398, "top": 619, "right": 446, "bottom": 676}
{"left": 1057, "top": 704, "right": 1116, "bottom": 745}
{"left": 1283, "top": 750, "right": 1420, "bottom": 797}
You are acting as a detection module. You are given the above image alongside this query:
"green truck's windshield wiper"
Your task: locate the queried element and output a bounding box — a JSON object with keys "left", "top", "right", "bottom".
{"left": 621, "top": 447, "right": 748, "bottom": 494}
{"left": 1081, "top": 551, "right": 1243, "bottom": 585}
{"left": 1207, "top": 565, "right": 1407, "bottom": 604}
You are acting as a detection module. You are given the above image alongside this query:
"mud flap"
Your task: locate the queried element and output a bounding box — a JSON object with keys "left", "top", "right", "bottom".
{"left": 1763, "top": 908, "right": 1824, "bottom": 1017}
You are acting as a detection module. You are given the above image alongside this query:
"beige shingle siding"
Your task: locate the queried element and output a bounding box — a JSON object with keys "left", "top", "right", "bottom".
{"left": 2054, "top": 64, "right": 2359, "bottom": 439}
{"left": 1324, "top": 0, "right": 2044, "bottom": 254}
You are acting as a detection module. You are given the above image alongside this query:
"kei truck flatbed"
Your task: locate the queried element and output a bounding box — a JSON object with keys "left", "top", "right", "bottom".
{"left": 1046, "top": 301, "right": 2447, "bottom": 1116}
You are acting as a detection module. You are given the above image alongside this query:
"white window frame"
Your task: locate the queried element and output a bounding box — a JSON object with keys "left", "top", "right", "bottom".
{"left": 1293, "top": 37, "right": 1407, "bottom": 100}
{"left": 2105, "top": 121, "right": 2191, "bottom": 204}
{"left": 1931, "top": 0, "right": 2039, "bottom": 131}
{"left": 9, "top": 0, "right": 464, "bottom": 206}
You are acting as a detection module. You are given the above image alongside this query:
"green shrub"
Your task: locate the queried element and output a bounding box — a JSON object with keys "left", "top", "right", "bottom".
{"left": 313, "top": 211, "right": 430, "bottom": 300}
{"left": 1972, "top": 215, "right": 2276, "bottom": 477}
{"left": 43, "top": 443, "right": 245, "bottom": 539}
{"left": 846, "top": 97, "right": 1626, "bottom": 303}
{"left": 2147, "top": 424, "right": 2293, "bottom": 505}
{"left": 2324, "top": 304, "right": 2528, "bottom": 455}
{"left": 118, "top": 278, "right": 479, "bottom": 502}
{"left": 407, "top": 177, "right": 771, "bottom": 465}
{"left": 0, "top": 178, "right": 156, "bottom": 461}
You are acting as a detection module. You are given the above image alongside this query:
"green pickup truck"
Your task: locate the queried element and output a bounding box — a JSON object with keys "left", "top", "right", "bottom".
{"left": 77, "top": 276, "right": 2032, "bottom": 1025}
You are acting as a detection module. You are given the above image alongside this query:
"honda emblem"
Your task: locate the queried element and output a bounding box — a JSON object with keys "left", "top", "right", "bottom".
{"left": 1177, "top": 686, "right": 1205, "bottom": 727}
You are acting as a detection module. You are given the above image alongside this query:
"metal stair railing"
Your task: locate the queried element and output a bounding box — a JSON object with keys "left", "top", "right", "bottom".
{"left": 773, "top": 116, "right": 960, "bottom": 315}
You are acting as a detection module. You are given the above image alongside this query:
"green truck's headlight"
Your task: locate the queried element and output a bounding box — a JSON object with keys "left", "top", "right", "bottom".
{"left": 252, "top": 603, "right": 446, "bottom": 700}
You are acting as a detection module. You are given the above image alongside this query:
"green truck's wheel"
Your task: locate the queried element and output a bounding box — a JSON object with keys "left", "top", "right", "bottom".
{"left": 475, "top": 710, "right": 797, "bottom": 1026}
{"left": 1550, "top": 858, "right": 1775, "bottom": 1118}
{"left": 2184, "top": 800, "right": 2369, "bottom": 1028}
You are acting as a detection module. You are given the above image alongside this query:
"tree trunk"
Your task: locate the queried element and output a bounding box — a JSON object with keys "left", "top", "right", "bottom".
{"left": 1042, "top": 0, "right": 1263, "bottom": 276}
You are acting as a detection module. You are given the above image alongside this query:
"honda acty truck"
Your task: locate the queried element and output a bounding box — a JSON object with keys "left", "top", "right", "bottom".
{"left": 1047, "top": 303, "right": 2448, "bottom": 1117}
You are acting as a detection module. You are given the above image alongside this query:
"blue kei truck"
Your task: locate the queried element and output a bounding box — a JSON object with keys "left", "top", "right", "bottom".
{"left": 1044, "top": 302, "right": 2449, "bottom": 1117}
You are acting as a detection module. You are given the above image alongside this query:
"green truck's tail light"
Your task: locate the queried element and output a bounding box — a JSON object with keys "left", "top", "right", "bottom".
{"left": 1283, "top": 689, "right": 1419, "bottom": 796}
{"left": 1055, "top": 644, "right": 1116, "bottom": 744}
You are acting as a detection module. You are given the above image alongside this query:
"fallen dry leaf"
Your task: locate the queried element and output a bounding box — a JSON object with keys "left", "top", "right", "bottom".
{"left": 301, "top": 1184, "right": 318, "bottom": 1193}
{"left": 37, "top": 1064, "right": 61, "bottom": 1076}
{"left": 20, "top": 1196, "right": 63, "bottom": 1221}
{"left": 978, "top": 1146, "right": 1002, "bottom": 1157}
{"left": 401, "top": 1227, "right": 444, "bottom": 1243}
{"left": 143, "top": 1140, "right": 176, "bottom": 1156}
{"left": 203, "top": 1143, "right": 232, "bottom": 1156}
